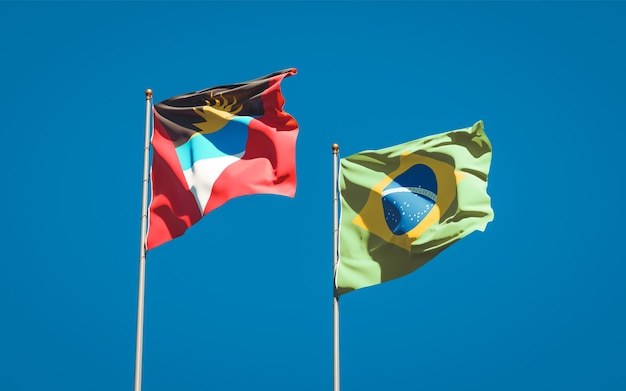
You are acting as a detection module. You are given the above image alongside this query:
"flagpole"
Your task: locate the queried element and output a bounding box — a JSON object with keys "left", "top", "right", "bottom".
{"left": 332, "top": 143, "right": 340, "bottom": 391}
{"left": 134, "top": 88, "right": 152, "bottom": 391}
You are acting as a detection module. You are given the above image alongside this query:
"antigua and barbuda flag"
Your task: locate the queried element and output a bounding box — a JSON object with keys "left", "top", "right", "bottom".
{"left": 146, "top": 69, "right": 298, "bottom": 250}
{"left": 336, "top": 121, "right": 493, "bottom": 294}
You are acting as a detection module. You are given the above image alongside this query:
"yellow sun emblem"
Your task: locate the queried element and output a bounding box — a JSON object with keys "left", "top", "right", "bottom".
{"left": 192, "top": 91, "right": 244, "bottom": 135}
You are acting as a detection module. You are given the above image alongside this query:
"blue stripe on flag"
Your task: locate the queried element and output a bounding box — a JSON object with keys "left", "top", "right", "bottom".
{"left": 175, "top": 117, "right": 251, "bottom": 170}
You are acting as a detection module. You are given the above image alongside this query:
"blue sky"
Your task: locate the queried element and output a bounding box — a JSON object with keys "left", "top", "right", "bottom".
{"left": 1, "top": 1, "right": 625, "bottom": 390}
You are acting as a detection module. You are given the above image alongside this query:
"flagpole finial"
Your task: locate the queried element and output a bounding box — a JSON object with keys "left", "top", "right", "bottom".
{"left": 332, "top": 143, "right": 339, "bottom": 154}
{"left": 145, "top": 89, "right": 153, "bottom": 100}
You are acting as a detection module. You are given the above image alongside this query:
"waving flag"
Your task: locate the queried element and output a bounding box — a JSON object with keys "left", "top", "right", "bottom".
{"left": 146, "top": 69, "right": 298, "bottom": 250}
{"left": 337, "top": 121, "right": 493, "bottom": 294}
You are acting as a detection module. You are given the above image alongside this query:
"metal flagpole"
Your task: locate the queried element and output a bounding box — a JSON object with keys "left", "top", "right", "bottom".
{"left": 332, "top": 143, "right": 340, "bottom": 391}
{"left": 134, "top": 88, "right": 153, "bottom": 391}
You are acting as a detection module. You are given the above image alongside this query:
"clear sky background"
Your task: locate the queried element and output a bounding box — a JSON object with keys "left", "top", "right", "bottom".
{"left": 1, "top": 1, "right": 625, "bottom": 390}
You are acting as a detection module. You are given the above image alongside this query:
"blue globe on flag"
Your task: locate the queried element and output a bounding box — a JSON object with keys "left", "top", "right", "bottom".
{"left": 381, "top": 164, "right": 438, "bottom": 235}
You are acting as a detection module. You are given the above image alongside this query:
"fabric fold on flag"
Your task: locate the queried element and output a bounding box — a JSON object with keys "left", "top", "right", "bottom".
{"left": 336, "top": 120, "right": 493, "bottom": 295}
{"left": 146, "top": 69, "right": 298, "bottom": 250}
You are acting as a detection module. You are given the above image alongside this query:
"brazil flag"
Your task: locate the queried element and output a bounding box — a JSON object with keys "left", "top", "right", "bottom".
{"left": 337, "top": 121, "right": 493, "bottom": 295}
